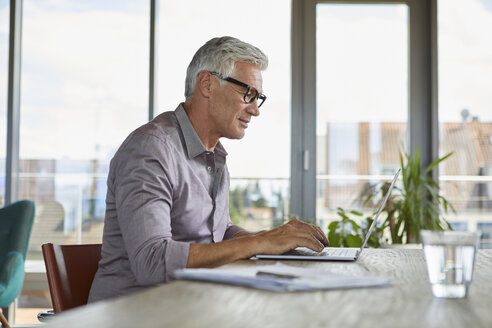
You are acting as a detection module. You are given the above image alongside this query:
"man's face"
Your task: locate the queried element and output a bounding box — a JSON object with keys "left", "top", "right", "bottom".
{"left": 208, "top": 62, "right": 263, "bottom": 140}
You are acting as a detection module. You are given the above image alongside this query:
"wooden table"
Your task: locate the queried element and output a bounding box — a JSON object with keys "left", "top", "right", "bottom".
{"left": 44, "top": 249, "right": 492, "bottom": 328}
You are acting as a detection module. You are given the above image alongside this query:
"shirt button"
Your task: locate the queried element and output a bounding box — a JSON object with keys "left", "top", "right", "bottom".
{"left": 207, "top": 166, "right": 212, "bottom": 171}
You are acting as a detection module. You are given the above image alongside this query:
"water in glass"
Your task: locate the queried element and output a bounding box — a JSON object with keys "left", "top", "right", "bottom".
{"left": 423, "top": 244, "right": 476, "bottom": 298}
{"left": 421, "top": 230, "right": 480, "bottom": 298}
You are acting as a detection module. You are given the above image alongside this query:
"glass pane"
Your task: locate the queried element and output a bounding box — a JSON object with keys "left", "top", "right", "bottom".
{"left": 16, "top": 2, "right": 148, "bottom": 323}
{"left": 19, "top": 1, "right": 149, "bottom": 254}
{"left": 0, "top": 0, "right": 8, "bottom": 208}
{"left": 438, "top": 0, "right": 492, "bottom": 248}
{"left": 316, "top": 4, "right": 408, "bottom": 224}
{"left": 158, "top": 0, "right": 291, "bottom": 230}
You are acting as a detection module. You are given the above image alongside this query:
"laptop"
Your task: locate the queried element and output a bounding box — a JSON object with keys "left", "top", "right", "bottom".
{"left": 255, "top": 168, "right": 401, "bottom": 262}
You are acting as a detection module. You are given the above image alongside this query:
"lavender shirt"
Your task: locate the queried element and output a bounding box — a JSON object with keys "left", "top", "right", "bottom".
{"left": 88, "top": 104, "right": 245, "bottom": 302}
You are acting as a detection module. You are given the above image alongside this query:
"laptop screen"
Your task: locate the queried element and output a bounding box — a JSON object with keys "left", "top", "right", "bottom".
{"left": 358, "top": 168, "right": 401, "bottom": 252}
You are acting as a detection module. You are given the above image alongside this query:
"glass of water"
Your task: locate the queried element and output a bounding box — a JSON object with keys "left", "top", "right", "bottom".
{"left": 421, "top": 230, "right": 481, "bottom": 298}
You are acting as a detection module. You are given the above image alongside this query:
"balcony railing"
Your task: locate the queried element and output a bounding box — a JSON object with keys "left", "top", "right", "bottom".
{"left": 1, "top": 173, "right": 490, "bottom": 253}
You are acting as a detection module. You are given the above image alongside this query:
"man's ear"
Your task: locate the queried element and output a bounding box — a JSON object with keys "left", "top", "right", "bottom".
{"left": 197, "top": 70, "right": 212, "bottom": 98}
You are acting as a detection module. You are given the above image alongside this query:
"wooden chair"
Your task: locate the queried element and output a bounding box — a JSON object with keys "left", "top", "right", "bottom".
{"left": 41, "top": 243, "right": 102, "bottom": 314}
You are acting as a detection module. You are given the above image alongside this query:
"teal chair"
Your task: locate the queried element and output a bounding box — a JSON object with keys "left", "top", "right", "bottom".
{"left": 0, "top": 200, "right": 35, "bottom": 328}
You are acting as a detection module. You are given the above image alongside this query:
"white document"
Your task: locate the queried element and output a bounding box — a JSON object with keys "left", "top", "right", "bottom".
{"left": 175, "top": 263, "right": 391, "bottom": 292}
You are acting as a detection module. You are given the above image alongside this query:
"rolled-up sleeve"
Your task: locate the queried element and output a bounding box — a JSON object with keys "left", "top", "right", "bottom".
{"left": 114, "top": 133, "right": 188, "bottom": 284}
{"left": 223, "top": 222, "right": 246, "bottom": 240}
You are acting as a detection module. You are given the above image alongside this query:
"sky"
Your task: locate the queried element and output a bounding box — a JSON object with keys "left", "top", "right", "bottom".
{"left": 0, "top": 0, "right": 150, "bottom": 162}
{"left": 0, "top": 0, "right": 491, "bottom": 180}
{"left": 316, "top": 3, "right": 408, "bottom": 132}
{"left": 438, "top": 0, "right": 492, "bottom": 122}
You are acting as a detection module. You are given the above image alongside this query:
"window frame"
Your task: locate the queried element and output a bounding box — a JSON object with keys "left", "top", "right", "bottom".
{"left": 290, "top": 0, "right": 438, "bottom": 219}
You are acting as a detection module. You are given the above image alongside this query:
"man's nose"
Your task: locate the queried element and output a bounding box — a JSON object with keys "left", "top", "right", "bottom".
{"left": 247, "top": 101, "right": 260, "bottom": 116}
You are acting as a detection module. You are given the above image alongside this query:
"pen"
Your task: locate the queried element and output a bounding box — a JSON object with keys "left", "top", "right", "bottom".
{"left": 256, "top": 271, "right": 299, "bottom": 280}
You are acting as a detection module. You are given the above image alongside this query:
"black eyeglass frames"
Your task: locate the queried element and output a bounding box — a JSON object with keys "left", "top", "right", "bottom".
{"left": 209, "top": 71, "right": 266, "bottom": 108}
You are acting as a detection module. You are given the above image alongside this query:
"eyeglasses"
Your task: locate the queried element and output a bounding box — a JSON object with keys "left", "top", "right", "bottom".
{"left": 209, "top": 71, "right": 267, "bottom": 108}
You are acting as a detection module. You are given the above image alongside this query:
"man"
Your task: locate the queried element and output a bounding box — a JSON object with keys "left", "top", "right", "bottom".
{"left": 88, "top": 36, "right": 328, "bottom": 302}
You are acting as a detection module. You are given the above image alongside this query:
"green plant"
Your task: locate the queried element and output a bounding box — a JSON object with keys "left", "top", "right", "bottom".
{"left": 363, "top": 147, "right": 454, "bottom": 244}
{"left": 359, "top": 216, "right": 385, "bottom": 248}
{"left": 327, "top": 207, "right": 383, "bottom": 248}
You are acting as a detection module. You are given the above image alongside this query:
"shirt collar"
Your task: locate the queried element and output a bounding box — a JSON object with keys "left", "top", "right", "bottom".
{"left": 175, "top": 103, "right": 228, "bottom": 159}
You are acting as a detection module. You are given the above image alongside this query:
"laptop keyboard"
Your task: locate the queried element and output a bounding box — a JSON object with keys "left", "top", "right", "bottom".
{"left": 322, "top": 248, "right": 355, "bottom": 257}
{"left": 293, "top": 247, "right": 357, "bottom": 257}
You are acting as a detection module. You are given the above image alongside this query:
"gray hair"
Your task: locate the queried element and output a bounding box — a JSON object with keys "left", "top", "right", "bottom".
{"left": 184, "top": 36, "right": 268, "bottom": 100}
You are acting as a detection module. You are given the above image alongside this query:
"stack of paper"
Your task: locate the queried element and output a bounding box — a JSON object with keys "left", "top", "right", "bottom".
{"left": 175, "top": 263, "right": 391, "bottom": 292}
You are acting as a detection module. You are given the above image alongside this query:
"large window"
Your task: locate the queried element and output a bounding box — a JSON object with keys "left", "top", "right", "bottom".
{"left": 157, "top": 0, "right": 292, "bottom": 231}
{"left": 315, "top": 4, "right": 409, "bottom": 222}
{"left": 19, "top": 0, "right": 149, "bottom": 256}
{"left": 438, "top": 0, "right": 492, "bottom": 247}
{"left": 4, "top": 0, "right": 491, "bottom": 323}
{"left": 0, "top": 0, "right": 8, "bottom": 207}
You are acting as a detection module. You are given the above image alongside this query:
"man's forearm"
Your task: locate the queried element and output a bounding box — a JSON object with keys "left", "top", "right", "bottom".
{"left": 232, "top": 230, "right": 265, "bottom": 238}
{"left": 187, "top": 235, "right": 262, "bottom": 268}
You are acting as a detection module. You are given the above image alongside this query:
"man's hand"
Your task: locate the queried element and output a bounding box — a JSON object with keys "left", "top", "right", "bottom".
{"left": 253, "top": 219, "right": 329, "bottom": 255}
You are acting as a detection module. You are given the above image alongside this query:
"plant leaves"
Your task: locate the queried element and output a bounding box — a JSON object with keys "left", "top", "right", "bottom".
{"left": 345, "top": 234, "right": 363, "bottom": 247}
{"left": 349, "top": 210, "right": 363, "bottom": 216}
{"left": 328, "top": 230, "right": 341, "bottom": 247}
{"left": 348, "top": 219, "right": 361, "bottom": 232}
{"left": 328, "top": 221, "right": 339, "bottom": 232}
{"left": 425, "top": 152, "right": 454, "bottom": 174}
